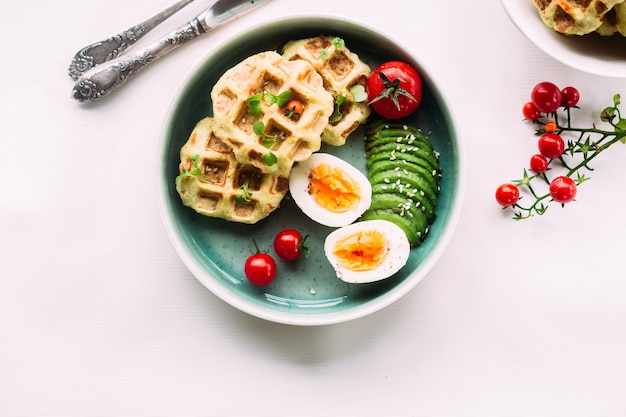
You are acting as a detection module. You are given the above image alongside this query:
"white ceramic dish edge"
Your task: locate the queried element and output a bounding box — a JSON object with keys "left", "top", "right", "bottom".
{"left": 501, "top": 0, "right": 626, "bottom": 78}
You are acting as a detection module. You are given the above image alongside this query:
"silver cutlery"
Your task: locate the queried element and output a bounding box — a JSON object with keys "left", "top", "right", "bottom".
{"left": 71, "top": 0, "right": 271, "bottom": 102}
{"left": 68, "top": 0, "right": 196, "bottom": 80}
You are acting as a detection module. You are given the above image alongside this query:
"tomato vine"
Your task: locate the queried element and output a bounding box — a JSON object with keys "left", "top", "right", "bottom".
{"left": 497, "top": 88, "right": 626, "bottom": 220}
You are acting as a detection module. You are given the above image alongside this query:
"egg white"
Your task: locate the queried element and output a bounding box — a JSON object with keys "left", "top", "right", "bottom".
{"left": 289, "top": 153, "right": 372, "bottom": 227}
{"left": 324, "top": 219, "right": 410, "bottom": 284}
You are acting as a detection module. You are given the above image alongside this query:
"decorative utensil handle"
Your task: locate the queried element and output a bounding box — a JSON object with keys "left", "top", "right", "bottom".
{"left": 71, "top": 17, "right": 208, "bottom": 102}
{"left": 67, "top": 0, "right": 195, "bottom": 80}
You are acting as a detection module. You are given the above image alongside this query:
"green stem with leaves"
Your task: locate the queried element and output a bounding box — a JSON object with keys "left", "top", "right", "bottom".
{"left": 510, "top": 94, "right": 625, "bottom": 220}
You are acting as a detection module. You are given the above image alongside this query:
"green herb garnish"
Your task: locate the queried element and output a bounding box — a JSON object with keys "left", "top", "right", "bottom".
{"left": 247, "top": 90, "right": 292, "bottom": 115}
{"left": 175, "top": 154, "right": 201, "bottom": 181}
{"left": 253, "top": 120, "right": 280, "bottom": 166}
{"left": 330, "top": 94, "right": 347, "bottom": 123}
{"left": 235, "top": 181, "right": 253, "bottom": 204}
{"left": 247, "top": 93, "right": 264, "bottom": 116}
{"left": 349, "top": 84, "right": 368, "bottom": 102}
{"left": 320, "top": 37, "right": 345, "bottom": 60}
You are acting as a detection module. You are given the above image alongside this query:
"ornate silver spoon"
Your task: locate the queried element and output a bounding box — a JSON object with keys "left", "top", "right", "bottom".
{"left": 71, "top": 0, "right": 271, "bottom": 102}
{"left": 67, "top": 0, "right": 196, "bottom": 80}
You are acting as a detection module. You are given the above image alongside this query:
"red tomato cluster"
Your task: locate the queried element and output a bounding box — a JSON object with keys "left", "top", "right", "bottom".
{"left": 244, "top": 229, "right": 310, "bottom": 286}
{"left": 496, "top": 82, "right": 581, "bottom": 209}
{"left": 522, "top": 81, "right": 580, "bottom": 121}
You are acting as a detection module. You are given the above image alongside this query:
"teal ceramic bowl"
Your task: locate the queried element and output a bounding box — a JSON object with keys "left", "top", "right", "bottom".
{"left": 157, "top": 14, "right": 465, "bottom": 325}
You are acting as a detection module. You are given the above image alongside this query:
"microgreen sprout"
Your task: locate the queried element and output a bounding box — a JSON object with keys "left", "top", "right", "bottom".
{"left": 175, "top": 154, "right": 201, "bottom": 181}
{"left": 247, "top": 90, "right": 292, "bottom": 116}
{"left": 247, "top": 93, "right": 264, "bottom": 116}
{"left": 320, "top": 37, "right": 345, "bottom": 60}
{"left": 253, "top": 120, "right": 279, "bottom": 166}
{"left": 235, "top": 181, "right": 253, "bottom": 204}
{"left": 328, "top": 85, "right": 367, "bottom": 123}
{"left": 349, "top": 84, "right": 368, "bottom": 103}
{"left": 265, "top": 90, "right": 292, "bottom": 108}
{"left": 330, "top": 94, "right": 346, "bottom": 123}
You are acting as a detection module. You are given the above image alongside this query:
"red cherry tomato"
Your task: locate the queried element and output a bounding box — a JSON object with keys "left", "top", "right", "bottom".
{"left": 495, "top": 183, "right": 520, "bottom": 207}
{"left": 538, "top": 133, "right": 565, "bottom": 159}
{"left": 530, "top": 154, "right": 548, "bottom": 173}
{"left": 366, "top": 61, "right": 422, "bottom": 119}
{"left": 522, "top": 101, "right": 540, "bottom": 120}
{"left": 549, "top": 176, "right": 577, "bottom": 204}
{"left": 244, "top": 252, "right": 276, "bottom": 286}
{"left": 561, "top": 86, "right": 580, "bottom": 108}
{"left": 273, "top": 229, "right": 310, "bottom": 261}
{"left": 283, "top": 99, "right": 304, "bottom": 121}
{"left": 531, "top": 82, "right": 562, "bottom": 113}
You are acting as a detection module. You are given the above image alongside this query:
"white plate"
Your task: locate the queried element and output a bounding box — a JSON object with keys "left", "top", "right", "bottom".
{"left": 501, "top": 0, "right": 626, "bottom": 78}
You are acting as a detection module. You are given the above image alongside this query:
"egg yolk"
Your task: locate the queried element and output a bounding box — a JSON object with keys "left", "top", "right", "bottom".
{"left": 332, "top": 230, "right": 388, "bottom": 271}
{"left": 308, "top": 163, "right": 361, "bottom": 213}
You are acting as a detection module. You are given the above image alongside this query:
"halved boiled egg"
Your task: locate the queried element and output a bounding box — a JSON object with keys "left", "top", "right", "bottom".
{"left": 324, "top": 219, "right": 410, "bottom": 284}
{"left": 289, "top": 153, "right": 372, "bottom": 227}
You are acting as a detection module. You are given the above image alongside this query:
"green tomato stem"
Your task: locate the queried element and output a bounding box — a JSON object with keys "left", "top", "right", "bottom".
{"left": 509, "top": 95, "right": 624, "bottom": 219}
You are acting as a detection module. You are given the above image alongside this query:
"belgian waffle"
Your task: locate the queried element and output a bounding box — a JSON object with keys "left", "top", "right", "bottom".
{"left": 211, "top": 51, "right": 334, "bottom": 177}
{"left": 596, "top": 2, "right": 626, "bottom": 35}
{"left": 176, "top": 117, "right": 289, "bottom": 224}
{"left": 282, "top": 35, "right": 371, "bottom": 146}
{"left": 532, "top": 0, "right": 626, "bottom": 35}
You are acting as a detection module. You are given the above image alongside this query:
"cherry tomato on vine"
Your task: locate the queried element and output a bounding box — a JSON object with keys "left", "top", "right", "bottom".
{"left": 495, "top": 183, "right": 520, "bottom": 207}
{"left": 522, "top": 101, "right": 540, "bottom": 120}
{"left": 538, "top": 133, "right": 565, "bottom": 159}
{"left": 530, "top": 154, "right": 548, "bottom": 173}
{"left": 544, "top": 120, "right": 557, "bottom": 134}
{"left": 366, "top": 61, "right": 422, "bottom": 119}
{"left": 273, "top": 229, "right": 310, "bottom": 261}
{"left": 560, "top": 86, "right": 580, "bottom": 108}
{"left": 244, "top": 240, "right": 277, "bottom": 286}
{"left": 531, "top": 82, "right": 562, "bottom": 113}
{"left": 549, "top": 176, "right": 577, "bottom": 204}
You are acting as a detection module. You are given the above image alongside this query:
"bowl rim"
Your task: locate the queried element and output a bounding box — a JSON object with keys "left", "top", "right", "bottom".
{"left": 501, "top": 0, "right": 626, "bottom": 78}
{"left": 156, "top": 12, "right": 466, "bottom": 326}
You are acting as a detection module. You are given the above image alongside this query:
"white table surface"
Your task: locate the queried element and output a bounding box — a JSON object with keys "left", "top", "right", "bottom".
{"left": 2, "top": 0, "right": 626, "bottom": 415}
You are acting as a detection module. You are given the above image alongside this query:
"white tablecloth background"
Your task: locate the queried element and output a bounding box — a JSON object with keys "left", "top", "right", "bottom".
{"left": 2, "top": 0, "right": 626, "bottom": 415}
